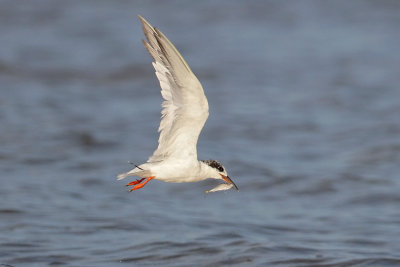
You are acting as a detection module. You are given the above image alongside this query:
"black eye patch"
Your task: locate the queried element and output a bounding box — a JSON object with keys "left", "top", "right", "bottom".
{"left": 201, "top": 160, "right": 224, "bottom": 173}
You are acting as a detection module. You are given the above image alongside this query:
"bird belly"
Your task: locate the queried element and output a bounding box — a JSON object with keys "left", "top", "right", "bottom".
{"left": 149, "top": 160, "right": 205, "bottom": 183}
{"left": 157, "top": 176, "right": 205, "bottom": 183}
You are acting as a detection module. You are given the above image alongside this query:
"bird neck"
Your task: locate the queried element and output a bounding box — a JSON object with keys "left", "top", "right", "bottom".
{"left": 198, "top": 160, "right": 219, "bottom": 180}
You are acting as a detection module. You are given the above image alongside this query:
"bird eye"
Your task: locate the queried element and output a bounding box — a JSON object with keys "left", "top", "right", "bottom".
{"left": 218, "top": 167, "right": 224, "bottom": 172}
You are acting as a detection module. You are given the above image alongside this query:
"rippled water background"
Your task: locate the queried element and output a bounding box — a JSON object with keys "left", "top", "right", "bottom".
{"left": 1, "top": 1, "right": 400, "bottom": 266}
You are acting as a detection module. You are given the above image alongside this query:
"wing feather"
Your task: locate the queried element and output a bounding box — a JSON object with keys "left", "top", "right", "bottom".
{"left": 138, "top": 15, "right": 209, "bottom": 162}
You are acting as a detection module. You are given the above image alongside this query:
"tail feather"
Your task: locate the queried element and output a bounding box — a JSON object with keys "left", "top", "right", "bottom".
{"left": 117, "top": 172, "right": 132, "bottom": 180}
{"left": 117, "top": 167, "right": 151, "bottom": 180}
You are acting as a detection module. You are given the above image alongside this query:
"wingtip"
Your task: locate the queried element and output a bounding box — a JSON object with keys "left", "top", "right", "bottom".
{"left": 137, "top": 14, "right": 151, "bottom": 27}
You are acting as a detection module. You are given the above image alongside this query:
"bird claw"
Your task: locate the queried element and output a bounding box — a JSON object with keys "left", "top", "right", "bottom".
{"left": 125, "top": 178, "right": 145, "bottom": 186}
{"left": 127, "top": 176, "right": 155, "bottom": 192}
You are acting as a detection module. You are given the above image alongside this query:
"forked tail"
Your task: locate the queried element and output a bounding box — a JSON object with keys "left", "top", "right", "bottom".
{"left": 117, "top": 166, "right": 151, "bottom": 180}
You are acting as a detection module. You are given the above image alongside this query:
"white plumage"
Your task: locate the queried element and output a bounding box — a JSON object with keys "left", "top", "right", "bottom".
{"left": 117, "top": 15, "right": 238, "bottom": 192}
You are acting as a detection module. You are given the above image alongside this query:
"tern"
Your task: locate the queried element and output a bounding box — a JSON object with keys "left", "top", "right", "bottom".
{"left": 117, "top": 15, "right": 238, "bottom": 193}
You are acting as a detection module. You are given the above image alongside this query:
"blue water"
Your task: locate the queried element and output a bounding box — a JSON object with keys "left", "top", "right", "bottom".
{"left": 1, "top": 1, "right": 400, "bottom": 266}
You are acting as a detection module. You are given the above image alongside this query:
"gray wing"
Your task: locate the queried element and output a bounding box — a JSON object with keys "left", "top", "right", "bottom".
{"left": 139, "top": 15, "right": 209, "bottom": 162}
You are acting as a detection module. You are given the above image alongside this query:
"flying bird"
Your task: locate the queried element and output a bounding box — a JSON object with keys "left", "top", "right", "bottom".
{"left": 117, "top": 15, "right": 238, "bottom": 193}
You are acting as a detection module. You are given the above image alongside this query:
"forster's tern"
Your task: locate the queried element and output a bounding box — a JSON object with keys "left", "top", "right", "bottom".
{"left": 117, "top": 15, "right": 238, "bottom": 193}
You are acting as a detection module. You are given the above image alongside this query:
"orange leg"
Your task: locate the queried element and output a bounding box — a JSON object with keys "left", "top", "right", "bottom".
{"left": 129, "top": 176, "right": 155, "bottom": 191}
{"left": 125, "top": 178, "right": 146, "bottom": 186}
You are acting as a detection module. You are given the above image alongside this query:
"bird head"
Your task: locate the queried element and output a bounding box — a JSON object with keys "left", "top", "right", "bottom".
{"left": 201, "top": 160, "right": 238, "bottom": 190}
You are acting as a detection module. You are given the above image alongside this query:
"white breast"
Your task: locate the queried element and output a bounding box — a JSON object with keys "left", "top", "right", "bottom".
{"left": 147, "top": 160, "right": 205, "bottom": 183}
